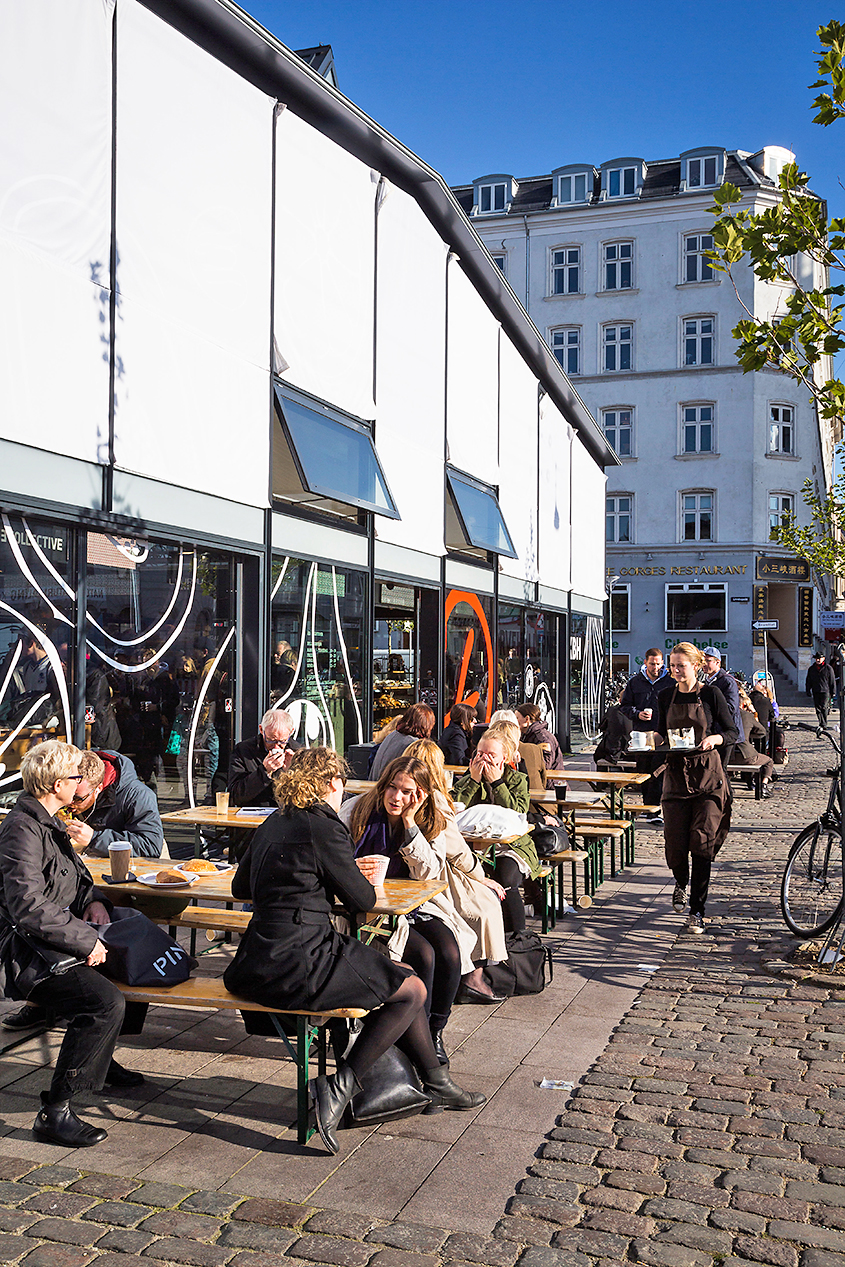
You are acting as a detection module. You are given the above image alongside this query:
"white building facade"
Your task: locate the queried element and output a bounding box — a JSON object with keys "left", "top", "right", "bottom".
{"left": 0, "top": 0, "right": 614, "bottom": 796}
{"left": 453, "top": 149, "right": 837, "bottom": 687}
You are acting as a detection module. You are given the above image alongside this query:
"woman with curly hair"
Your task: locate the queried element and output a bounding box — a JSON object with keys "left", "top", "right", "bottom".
{"left": 224, "top": 747, "right": 483, "bottom": 1156}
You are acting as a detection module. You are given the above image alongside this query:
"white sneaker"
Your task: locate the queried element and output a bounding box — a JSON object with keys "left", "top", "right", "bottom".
{"left": 685, "top": 912, "right": 705, "bottom": 934}
{"left": 672, "top": 884, "right": 687, "bottom": 914}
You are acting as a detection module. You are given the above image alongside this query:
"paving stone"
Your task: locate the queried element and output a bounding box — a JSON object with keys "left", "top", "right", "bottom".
{"left": 0, "top": 1232, "right": 31, "bottom": 1262}
{"left": 233, "top": 1200, "right": 315, "bottom": 1228}
{"left": 442, "top": 1232, "right": 519, "bottom": 1265}
{"left": 652, "top": 1222, "right": 733, "bottom": 1255}
{"left": 20, "top": 1168, "right": 82, "bottom": 1189}
{"left": 130, "top": 1182, "right": 193, "bottom": 1209}
{"left": 67, "top": 1176, "right": 140, "bottom": 1201}
{"left": 0, "top": 1157, "right": 36, "bottom": 1182}
{"left": 514, "top": 1248, "right": 591, "bottom": 1267}
{"left": 140, "top": 1210, "right": 221, "bottom": 1240}
{"left": 732, "top": 1191, "right": 810, "bottom": 1221}
{"left": 641, "top": 1197, "right": 709, "bottom": 1225}
{"left": 365, "top": 1226, "right": 447, "bottom": 1254}
{"left": 308, "top": 1213, "right": 378, "bottom": 1241}
{"left": 578, "top": 1185, "right": 642, "bottom": 1213}
{"left": 786, "top": 1180, "right": 845, "bottom": 1206}
{"left": 91, "top": 1255, "right": 147, "bottom": 1267}
{"left": 594, "top": 1147, "right": 658, "bottom": 1173}
{"left": 536, "top": 1143, "right": 597, "bottom": 1166}
{"left": 709, "top": 1206, "right": 768, "bottom": 1235}
{"left": 505, "top": 1197, "right": 578, "bottom": 1229}
{"left": 731, "top": 1234, "right": 799, "bottom": 1266}
{"left": 666, "top": 1180, "right": 730, "bottom": 1208}
{"left": 367, "top": 1251, "right": 440, "bottom": 1267}
{"left": 767, "top": 1221, "right": 845, "bottom": 1252}
{"left": 629, "top": 1240, "right": 712, "bottom": 1267}
{"left": 217, "top": 1225, "right": 299, "bottom": 1253}
{"left": 0, "top": 1179, "right": 37, "bottom": 1205}
{"left": 0, "top": 1208, "right": 38, "bottom": 1232}
{"left": 26, "top": 1218, "right": 100, "bottom": 1247}
{"left": 95, "top": 1230, "right": 157, "bottom": 1255}
{"left": 527, "top": 1162, "right": 599, "bottom": 1187}
{"left": 579, "top": 1207, "right": 655, "bottom": 1237}
{"left": 800, "top": 1250, "right": 845, "bottom": 1267}
{"left": 20, "top": 1248, "right": 95, "bottom": 1267}
{"left": 82, "top": 1202, "right": 150, "bottom": 1228}
{"left": 22, "top": 1194, "right": 95, "bottom": 1219}
{"left": 551, "top": 1229, "right": 629, "bottom": 1260}
{"left": 228, "top": 1254, "right": 310, "bottom": 1267}
{"left": 492, "top": 1216, "right": 554, "bottom": 1246}
{"left": 286, "top": 1235, "right": 377, "bottom": 1266}
{"left": 139, "top": 1238, "right": 230, "bottom": 1265}
{"left": 516, "top": 1178, "right": 581, "bottom": 1205}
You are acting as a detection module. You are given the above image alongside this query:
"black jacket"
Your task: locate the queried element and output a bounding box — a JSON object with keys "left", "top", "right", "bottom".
{"left": 227, "top": 733, "right": 301, "bottom": 807}
{"left": 619, "top": 668, "right": 673, "bottom": 730}
{"left": 83, "top": 751, "right": 163, "bottom": 858}
{"left": 223, "top": 802, "right": 405, "bottom": 1012}
{"left": 0, "top": 794, "right": 103, "bottom": 999}
{"left": 806, "top": 663, "right": 836, "bottom": 697}
{"left": 438, "top": 722, "right": 471, "bottom": 766}
{"left": 749, "top": 689, "right": 774, "bottom": 729}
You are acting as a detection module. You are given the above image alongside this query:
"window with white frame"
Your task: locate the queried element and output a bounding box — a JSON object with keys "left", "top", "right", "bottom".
{"left": 769, "top": 404, "right": 795, "bottom": 454}
{"left": 687, "top": 155, "right": 719, "bottom": 188}
{"left": 769, "top": 493, "right": 794, "bottom": 539}
{"left": 478, "top": 181, "right": 507, "bottom": 213}
{"left": 606, "top": 165, "right": 637, "bottom": 198}
{"left": 606, "top": 495, "right": 633, "bottom": 543}
{"left": 681, "top": 491, "right": 714, "bottom": 541}
{"left": 683, "top": 316, "right": 715, "bottom": 366}
{"left": 603, "top": 323, "right": 633, "bottom": 372}
{"left": 551, "top": 247, "right": 580, "bottom": 295}
{"left": 681, "top": 403, "right": 715, "bottom": 454}
{"left": 610, "top": 583, "right": 630, "bottom": 632}
{"left": 559, "top": 172, "right": 589, "bottom": 204}
{"left": 603, "top": 240, "right": 634, "bottom": 290}
{"left": 683, "top": 233, "right": 714, "bottom": 283}
{"left": 666, "top": 583, "right": 726, "bottom": 631}
{"left": 490, "top": 253, "right": 506, "bottom": 274}
{"left": 551, "top": 327, "right": 580, "bottom": 375}
{"left": 603, "top": 408, "right": 634, "bottom": 457}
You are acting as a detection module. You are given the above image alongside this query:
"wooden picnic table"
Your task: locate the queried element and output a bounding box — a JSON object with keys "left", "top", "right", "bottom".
{"left": 544, "top": 769, "right": 650, "bottom": 819}
{"left": 160, "top": 805, "right": 274, "bottom": 858}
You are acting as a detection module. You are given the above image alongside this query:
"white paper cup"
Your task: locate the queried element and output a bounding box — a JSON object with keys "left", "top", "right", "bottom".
{"left": 108, "top": 841, "right": 132, "bottom": 882}
{"left": 357, "top": 855, "right": 389, "bottom": 886}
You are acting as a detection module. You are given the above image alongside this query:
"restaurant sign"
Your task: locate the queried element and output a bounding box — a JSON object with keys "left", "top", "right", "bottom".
{"left": 756, "top": 555, "right": 811, "bottom": 582}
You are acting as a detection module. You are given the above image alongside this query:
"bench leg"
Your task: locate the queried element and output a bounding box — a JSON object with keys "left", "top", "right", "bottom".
{"left": 268, "top": 1014, "right": 321, "bottom": 1145}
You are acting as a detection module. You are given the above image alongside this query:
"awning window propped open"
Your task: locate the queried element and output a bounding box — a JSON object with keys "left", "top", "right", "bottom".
{"left": 446, "top": 468, "right": 517, "bottom": 559}
{"left": 274, "top": 386, "right": 400, "bottom": 520}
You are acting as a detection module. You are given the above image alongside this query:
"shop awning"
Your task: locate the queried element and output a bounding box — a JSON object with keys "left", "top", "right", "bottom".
{"left": 274, "top": 386, "right": 400, "bottom": 520}
{"left": 446, "top": 468, "right": 517, "bottom": 559}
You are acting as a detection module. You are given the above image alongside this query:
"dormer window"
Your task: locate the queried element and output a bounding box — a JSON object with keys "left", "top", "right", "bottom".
{"left": 552, "top": 166, "right": 594, "bottom": 206}
{"left": 680, "top": 149, "right": 725, "bottom": 192}
{"left": 472, "top": 174, "right": 516, "bottom": 215}
{"left": 600, "top": 159, "right": 644, "bottom": 201}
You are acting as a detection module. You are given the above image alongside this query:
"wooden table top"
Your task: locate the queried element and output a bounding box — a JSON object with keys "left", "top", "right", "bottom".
{"left": 345, "top": 779, "right": 375, "bottom": 795}
{"left": 85, "top": 857, "right": 445, "bottom": 917}
{"left": 160, "top": 806, "right": 274, "bottom": 829}
{"left": 545, "top": 770, "right": 651, "bottom": 786}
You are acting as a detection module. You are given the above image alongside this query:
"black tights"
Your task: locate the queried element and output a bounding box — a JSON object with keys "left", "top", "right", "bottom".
{"left": 344, "top": 970, "right": 438, "bottom": 1080}
{"left": 401, "top": 921, "right": 462, "bottom": 1029}
{"left": 485, "top": 856, "right": 526, "bottom": 933}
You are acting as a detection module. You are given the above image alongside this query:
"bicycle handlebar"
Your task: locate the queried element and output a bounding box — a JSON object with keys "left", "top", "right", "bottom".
{"left": 786, "top": 719, "right": 841, "bottom": 755}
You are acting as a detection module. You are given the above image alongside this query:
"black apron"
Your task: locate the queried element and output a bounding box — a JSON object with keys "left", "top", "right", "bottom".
{"left": 662, "top": 687, "right": 731, "bottom": 858}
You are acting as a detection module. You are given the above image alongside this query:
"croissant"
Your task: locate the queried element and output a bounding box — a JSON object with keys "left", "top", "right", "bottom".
{"left": 155, "top": 869, "right": 187, "bottom": 884}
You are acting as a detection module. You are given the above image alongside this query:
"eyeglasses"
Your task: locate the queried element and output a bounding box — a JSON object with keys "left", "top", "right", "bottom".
{"left": 62, "top": 774, "right": 85, "bottom": 783}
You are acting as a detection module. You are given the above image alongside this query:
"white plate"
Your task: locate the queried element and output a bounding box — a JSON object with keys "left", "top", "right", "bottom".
{"left": 174, "top": 861, "right": 234, "bottom": 876}
{"left": 137, "top": 872, "right": 199, "bottom": 888}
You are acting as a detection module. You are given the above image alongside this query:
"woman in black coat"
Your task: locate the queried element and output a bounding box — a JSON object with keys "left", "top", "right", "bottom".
{"left": 0, "top": 740, "right": 142, "bottom": 1149}
{"left": 437, "top": 702, "right": 476, "bottom": 767}
{"left": 223, "top": 746, "right": 484, "bottom": 1155}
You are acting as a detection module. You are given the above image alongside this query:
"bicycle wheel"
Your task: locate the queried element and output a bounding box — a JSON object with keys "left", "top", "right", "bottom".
{"left": 781, "top": 822, "right": 845, "bottom": 938}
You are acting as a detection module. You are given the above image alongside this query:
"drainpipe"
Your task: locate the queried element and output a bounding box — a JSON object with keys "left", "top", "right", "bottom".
{"left": 523, "top": 216, "right": 530, "bottom": 309}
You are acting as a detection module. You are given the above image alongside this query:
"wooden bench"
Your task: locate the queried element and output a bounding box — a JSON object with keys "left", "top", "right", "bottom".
{"left": 113, "top": 976, "right": 368, "bottom": 1145}
{"left": 726, "top": 763, "right": 765, "bottom": 800}
{"left": 537, "top": 850, "right": 591, "bottom": 925}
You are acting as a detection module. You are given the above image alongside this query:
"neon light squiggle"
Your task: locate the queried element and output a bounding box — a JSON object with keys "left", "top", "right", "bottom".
{"left": 277, "top": 561, "right": 313, "bottom": 706}
{"left": 185, "top": 626, "right": 236, "bottom": 810}
{"left": 0, "top": 601, "right": 72, "bottom": 741}
{"left": 310, "top": 581, "right": 335, "bottom": 750}
{"left": 0, "top": 694, "right": 52, "bottom": 758}
{"left": 331, "top": 567, "right": 363, "bottom": 746}
{"left": 270, "top": 557, "right": 289, "bottom": 601}
{"left": 0, "top": 641, "right": 22, "bottom": 712}
{"left": 2, "top": 515, "right": 73, "bottom": 626}
{"left": 86, "top": 560, "right": 198, "bottom": 673}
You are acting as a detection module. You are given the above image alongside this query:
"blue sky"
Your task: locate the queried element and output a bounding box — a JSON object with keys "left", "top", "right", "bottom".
{"left": 245, "top": 0, "right": 843, "bottom": 216}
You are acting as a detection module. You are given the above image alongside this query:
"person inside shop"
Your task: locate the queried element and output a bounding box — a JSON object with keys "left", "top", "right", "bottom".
{"left": 227, "top": 708, "right": 300, "bottom": 808}
{"left": 806, "top": 650, "right": 836, "bottom": 731}
{"left": 0, "top": 740, "right": 144, "bottom": 1147}
{"left": 437, "top": 701, "right": 476, "bottom": 767}
{"left": 2, "top": 746, "right": 164, "bottom": 1032}
{"left": 451, "top": 730, "right": 540, "bottom": 934}
{"left": 224, "top": 746, "right": 484, "bottom": 1155}
{"left": 369, "top": 703, "right": 436, "bottom": 780}
{"left": 654, "top": 642, "right": 739, "bottom": 935}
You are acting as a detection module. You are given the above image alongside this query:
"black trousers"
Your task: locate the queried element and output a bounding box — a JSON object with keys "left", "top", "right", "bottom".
{"left": 662, "top": 797, "right": 720, "bottom": 916}
{"left": 813, "top": 693, "right": 831, "bottom": 727}
{"left": 29, "top": 965, "right": 125, "bottom": 1102}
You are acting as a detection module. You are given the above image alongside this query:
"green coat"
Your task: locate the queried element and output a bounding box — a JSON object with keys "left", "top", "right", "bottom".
{"left": 452, "top": 767, "right": 541, "bottom": 879}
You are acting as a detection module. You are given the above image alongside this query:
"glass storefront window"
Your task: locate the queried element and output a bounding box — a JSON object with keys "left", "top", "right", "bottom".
{"left": 569, "top": 613, "right": 604, "bottom": 751}
{"left": 497, "top": 603, "right": 558, "bottom": 732}
{"left": 0, "top": 514, "right": 74, "bottom": 796}
{"left": 445, "top": 590, "right": 495, "bottom": 723}
{"left": 373, "top": 583, "right": 438, "bottom": 738}
{"left": 85, "top": 536, "right": 237, "bottom": 808}
{"left": 270, "top": 556, "right": 366, "bottom": 753}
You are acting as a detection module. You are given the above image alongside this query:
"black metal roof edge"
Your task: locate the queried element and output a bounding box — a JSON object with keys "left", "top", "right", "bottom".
{"left": 135, "top": 0, "right": 617, "bottom": 470}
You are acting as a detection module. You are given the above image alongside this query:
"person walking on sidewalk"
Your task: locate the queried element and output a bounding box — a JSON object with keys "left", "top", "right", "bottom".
{"left": 654, "top": 642, "right": 738, "bottom": 935}
{"left": 806, "top": 650, "right": 836, "bottom": 730}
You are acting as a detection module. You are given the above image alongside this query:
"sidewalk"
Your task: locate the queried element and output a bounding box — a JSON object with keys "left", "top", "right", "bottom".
{"left": 0, "top": 709, "right": 842, "bottom": 1266}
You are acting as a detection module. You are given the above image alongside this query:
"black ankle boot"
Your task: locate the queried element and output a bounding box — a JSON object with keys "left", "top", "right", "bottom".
{"left": 32, "top": 1093, "right": 107, "bottom": 1147}
{"left": 311, "top": 1062, "right": 361, "bottom": 1155}
{"left": 430, "top": 1027, "right": 449, "bottom": 1067}
{"left": 422, "top": 1065, "right": 486, "bottom": 1111}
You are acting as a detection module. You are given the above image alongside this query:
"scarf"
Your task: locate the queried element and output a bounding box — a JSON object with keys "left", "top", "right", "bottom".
{"left": 354, "top": 809, "right": 410, "bottom": 879}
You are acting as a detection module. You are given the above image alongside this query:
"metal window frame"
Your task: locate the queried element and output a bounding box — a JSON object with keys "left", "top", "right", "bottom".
{"left": 446, "top": 467, "right": 518, "bottom": 559}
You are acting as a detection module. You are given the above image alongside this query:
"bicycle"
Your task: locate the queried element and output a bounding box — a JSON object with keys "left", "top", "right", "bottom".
{"left": 780, "top": 721, "right": 844, "bottom": 938}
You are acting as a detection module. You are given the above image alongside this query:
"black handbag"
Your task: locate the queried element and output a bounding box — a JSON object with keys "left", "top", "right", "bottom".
{"left": 4, "top": 919, "right": 85, "bottom": 997}
{"left": 531, "top": 822, "right": 570, "bottom": 858}
{"left": 343, "top": 1044, "right": 431, "bottom": 1128}
{"left": 483, "top": 930, "right": 552, "bottom": 997}
{"left": 96, "top": 907, "right": 196, "bottom": 986}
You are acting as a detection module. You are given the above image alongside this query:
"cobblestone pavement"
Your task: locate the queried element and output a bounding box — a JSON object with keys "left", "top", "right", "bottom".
{"left": 1, "top": 708, "right": 845, "bottom": 1266}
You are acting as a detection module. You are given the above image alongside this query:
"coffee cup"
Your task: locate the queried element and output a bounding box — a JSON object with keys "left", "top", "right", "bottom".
{"left": 356, "top": 855, "right": 389, "bottom": 887}
{"left": 642, "top": 708, "right": 653, "bottom": 721}
{"left": 215, "top": 792, "right": 230, "bottom": 817}
{"left": 108, "top": 841, "right": 132, "bottom": 882}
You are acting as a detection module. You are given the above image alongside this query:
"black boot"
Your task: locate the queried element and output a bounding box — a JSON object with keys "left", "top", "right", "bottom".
{"left": 430, "top": 1026, "right": 449, "bottom": 1067}
{"left": 311, "top": 1062, "right": 361, "bottom": 1155}
{"left": 32, "top": 1093, "right": 107, "bottom": 1147}
{"left": 422, "top": 1065, "right": 486, "bottom": 1111}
